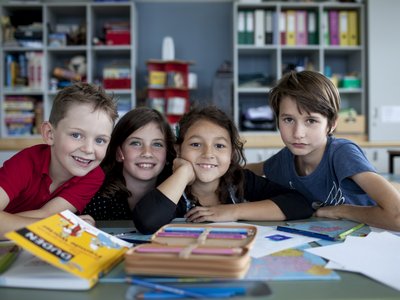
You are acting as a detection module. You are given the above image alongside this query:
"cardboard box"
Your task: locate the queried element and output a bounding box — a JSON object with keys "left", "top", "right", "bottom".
{"left": 335, "top": 115, "right": 365, "bottom": 134}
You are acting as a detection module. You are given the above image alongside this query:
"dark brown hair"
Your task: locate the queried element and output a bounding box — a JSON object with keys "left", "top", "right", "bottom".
{"left": 176, "top": 105, "right": 246, "bottom": 204}
{"left": 269, "top": 70, "right": 340, "bottom": 133}
{"left": 100, "top": 107, "right": 176, "bottom": 199}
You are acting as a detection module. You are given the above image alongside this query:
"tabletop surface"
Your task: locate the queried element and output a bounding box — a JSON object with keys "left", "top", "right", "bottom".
{"left": 1, "top": 220, "right": 399, "bottom": 300}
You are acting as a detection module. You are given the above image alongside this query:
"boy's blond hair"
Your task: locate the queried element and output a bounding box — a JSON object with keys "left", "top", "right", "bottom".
{"left": 49, "top": 82, "right": 119, "bottom": 127}
{"left": 269, "top": 70, "right": 340, "bottom": 133}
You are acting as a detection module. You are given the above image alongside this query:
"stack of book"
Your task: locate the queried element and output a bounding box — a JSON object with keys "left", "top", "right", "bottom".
{"left": 4, "top": 96, "right": 39, "bottom": 136}
{"left": 0, "top": 210, "right": 132, "bottom": 290}
{"left": 125, "top": 224, "right": 257, "bottom": 278}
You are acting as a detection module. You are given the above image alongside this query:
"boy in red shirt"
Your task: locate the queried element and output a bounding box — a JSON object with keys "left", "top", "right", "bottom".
{"left": 0, "top": 82, "right": 118, "bottom": 237}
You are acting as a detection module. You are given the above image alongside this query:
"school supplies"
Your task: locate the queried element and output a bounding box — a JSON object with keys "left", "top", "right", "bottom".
{"left": 1, "top": 210, "right": 132, "bottom": 290}
{"left": 0, "top": 243, "right": 20, "bottom": 274}
{"left": 128, "top": 277, "right": 207, "bottom": 298}
{"left": 125, "top": 224, "right": 257, "bottom": 278}
{"left": 277, "top": 220, "right": 369, "bottom": 241}
{"left": 132, "top": 285, "right": 246, "bottom": 299}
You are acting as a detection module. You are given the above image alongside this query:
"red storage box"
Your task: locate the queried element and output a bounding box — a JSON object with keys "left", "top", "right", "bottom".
{"left": 106, "top": 30, "right": 131, "bottom": 45}
{"left": 103, "top": 78, "right": 131, "bottom": 89}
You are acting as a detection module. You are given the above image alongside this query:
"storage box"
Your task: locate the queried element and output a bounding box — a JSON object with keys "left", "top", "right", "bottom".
{"left": 105, "top": 30, "right": 130, "bottom": 45}
{"left": 103, "top": 78, "right": 131, "bottom": 89}
{"left": 335, "top": 115, "right": 365, "bottom": 134}
{"left": 125, "top": 224, "right": 257, "bottom": 278}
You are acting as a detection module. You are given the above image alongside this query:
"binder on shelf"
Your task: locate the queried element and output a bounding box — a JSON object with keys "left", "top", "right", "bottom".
{"left": 264, "top": 10, "right": 273, "bottom": 45}
{"left": 237, "top": 10, "right": 246, "bottom": 45}
{"left": 286, "top": 10, "right": 296, "bottom": 46}
{"left": 322, "top": 10, "right": 330, "bottom": 45}
{"left": 295, "top": 10, "right": 307, "bottom": 46}
{"left": 254, "top": 9, "right": 265, "bottom": 46}
{"left": 348, "top": 10, "right": 358, "bottom": 46}
{"left": 328, "top": 10, "right": 339, "bottom": 45}
{"left": 279, "top": 11, "right": 287, "bottom": 45}
{"left": 339, "top": 10, "right": 349, "bottom": 46}
{"left": 245, "top": 10, "right": 255, "bottom": 44}
{"left": 307, "top": 11, "right": 318, "bottom": 45}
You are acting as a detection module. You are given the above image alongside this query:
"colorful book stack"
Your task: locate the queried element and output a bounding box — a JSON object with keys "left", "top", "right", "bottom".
{"left": 280, "top": 9, "right": 318, "bottom": 46}
{"left": 4, "top": 96, "right": 39, "bottom": 136}
{"left": 125, "top": 224, "right": 257, "bottom": 278}
{"left": 327, "top": 9, "right": 359, "bottom": 46}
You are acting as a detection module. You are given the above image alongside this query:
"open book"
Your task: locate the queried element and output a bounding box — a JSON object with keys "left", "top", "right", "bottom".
{"left": 0, "top": 210, "right": 132, "bottom": 290}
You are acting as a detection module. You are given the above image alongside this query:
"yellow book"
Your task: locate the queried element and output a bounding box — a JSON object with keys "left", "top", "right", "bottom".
{"left": 348, "top": 10, "right": 358, "bottom": 46}
{"left": 339, "top": 10, "right": 349, "bottom": 46}
{"left": 3, "top": 210, "right": 132, "bottom": 290}
{"left": 286, "top": 10, "right": 296, "bottom": 46}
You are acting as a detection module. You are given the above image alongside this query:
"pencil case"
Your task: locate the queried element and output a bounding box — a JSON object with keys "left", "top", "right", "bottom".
{"left": 124, "top": 224, "right": 257, "bottom": 278}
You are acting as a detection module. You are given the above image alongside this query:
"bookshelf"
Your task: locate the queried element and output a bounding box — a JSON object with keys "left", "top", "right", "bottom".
{"left": 146, "top": 59, "right": 192, "bottom": 125}
{"left": 233, "top": 1, "right": 365, "bottom": 134}
{"left": 0, "top": 2, "right": 137, "bottom": 138}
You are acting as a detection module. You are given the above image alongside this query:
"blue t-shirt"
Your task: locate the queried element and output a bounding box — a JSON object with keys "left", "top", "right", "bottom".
{"left": 263, "top": 136, "right": 377, "bottom": 207}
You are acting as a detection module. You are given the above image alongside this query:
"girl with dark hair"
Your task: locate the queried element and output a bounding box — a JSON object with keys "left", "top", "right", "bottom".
{"left": 84, "top": 107, "right": 176, "bottom": 220}
{"left": 133, "top": 105, "right": 313, "bottom": 234}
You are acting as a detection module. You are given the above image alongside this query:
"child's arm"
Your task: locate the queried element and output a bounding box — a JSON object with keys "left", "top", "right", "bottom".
{"left": 132, "top": 158, "right": 195, "bottom": 234}
{"left": 16, "top": 196, "right": 77, "bottom": 218}
{"left": 245, "top": 161, "right": 264, "bottom": 176}
{"left": 315, "top": 171, "right": 400, "bottom": 231}
{"left": 0, "top": 188, "right": 39, "bottom": 238}
{"left": 156, "top": 158, "right": 196, "bottom": 204}
{"left": 185, "top": 170, "right": 314, "bottom": 223}
{"left": 185, "top": 200, "right": 286, "bottom": 223}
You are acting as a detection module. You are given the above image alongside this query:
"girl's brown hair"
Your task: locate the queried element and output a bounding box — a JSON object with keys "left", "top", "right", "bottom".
{"left": 100, "top": 107, "right": 176, "bottom": 199}
{"left": 176, "top": 105, "right": 246, "bottom": 204}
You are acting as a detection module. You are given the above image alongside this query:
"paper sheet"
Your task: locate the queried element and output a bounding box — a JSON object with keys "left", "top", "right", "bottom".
{"left": 212, "top": 222, "right": 316, "bottom": 258}
{"left": 306, "top": 232, "right": 400, "bottom": 291}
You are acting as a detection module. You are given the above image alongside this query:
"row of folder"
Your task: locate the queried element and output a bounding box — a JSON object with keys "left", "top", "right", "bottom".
{"left": 324, "top": 10, "right": 359, "bottom": 46}
{"left": 237, "top": 9, "right": 359, "bottom": 47}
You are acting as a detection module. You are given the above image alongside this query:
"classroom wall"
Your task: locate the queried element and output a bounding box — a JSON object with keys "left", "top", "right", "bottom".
{"left": 135, "top": 1, "right": 233, "bottom": 105}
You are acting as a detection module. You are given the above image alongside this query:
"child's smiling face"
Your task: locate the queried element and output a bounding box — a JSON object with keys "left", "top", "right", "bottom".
{"left": 118, "top": 121, "right": 167, "bottom": 183}
{"left": 179, "top": 119, "right": 232, "bottom": 186}
{"left": 48, "top": 103, "right": 113, "bottom": 182}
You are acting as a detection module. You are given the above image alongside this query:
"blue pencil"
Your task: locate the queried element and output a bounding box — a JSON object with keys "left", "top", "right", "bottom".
{"left": 136, "top": 291, "right": 238, "bottom": 299}
{"left": 127, "top": 277, "right": 206, "bottom": 298}
{"left": 133, "top": 285, "right": 245, "bottom": 299}
{"left": 276, "top": 226, "right": 336, "bottom": 241}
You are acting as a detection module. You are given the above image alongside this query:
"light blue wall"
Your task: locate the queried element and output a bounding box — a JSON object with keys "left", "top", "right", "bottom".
{"left": 136, "top": 1, "right": 233, "bottom": 105}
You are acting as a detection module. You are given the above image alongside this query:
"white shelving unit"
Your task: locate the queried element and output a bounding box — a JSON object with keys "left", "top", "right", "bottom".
{"left": 233, "top": 1, "right": 365, "bottom": 134}
{"left": 0, "top": 2, "right": 137, "bottom": 138}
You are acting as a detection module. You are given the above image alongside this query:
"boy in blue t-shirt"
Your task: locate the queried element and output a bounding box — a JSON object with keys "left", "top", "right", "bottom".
{"left": 0, "top": 82, "right": 118, "bottom": 238}
{"left": 248, "top": 70, "right": 400, "bottom": 231}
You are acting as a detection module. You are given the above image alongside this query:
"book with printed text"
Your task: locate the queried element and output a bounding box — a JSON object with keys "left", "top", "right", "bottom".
{"left": 1, "top": 210, "right": 132, "bottom": 290}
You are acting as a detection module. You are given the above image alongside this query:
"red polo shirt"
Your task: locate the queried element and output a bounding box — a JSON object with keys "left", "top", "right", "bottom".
{"left": 0, "top": 144, "right": 104, "bottom": 213}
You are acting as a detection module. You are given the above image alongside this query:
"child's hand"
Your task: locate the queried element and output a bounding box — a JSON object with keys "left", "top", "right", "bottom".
{"left": 314, "top": 206, "right": 342, "bottom": 219}
{"left": 173, "top": 158, "right": 196, "bottom": 185}
{"left": 185, "top": 205, "right": 238, "bottom": 223}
